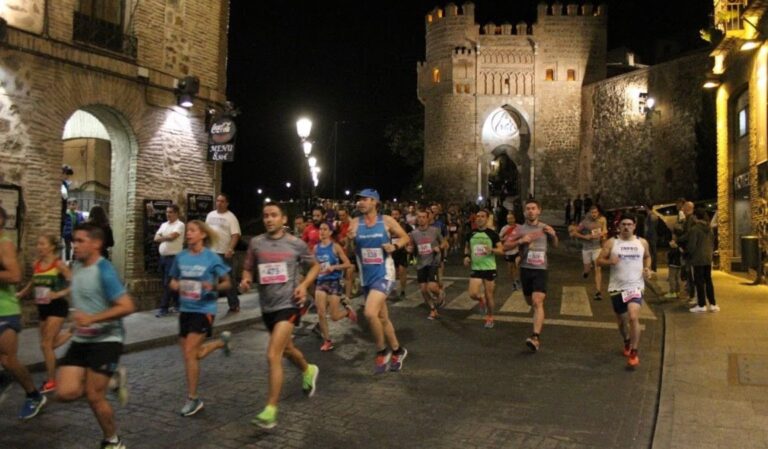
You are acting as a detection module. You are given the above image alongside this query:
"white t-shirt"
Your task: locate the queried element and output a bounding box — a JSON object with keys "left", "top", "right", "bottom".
{"left": 155, "top": 220, "right": 185, "bottom": 256}
{"left": 206, "top": 210, "right": 241, "bottom": 255}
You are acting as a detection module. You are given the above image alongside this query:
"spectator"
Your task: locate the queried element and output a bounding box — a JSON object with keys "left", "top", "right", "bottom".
{"left": 564, "top": 197, "right": 572, "bottom": 225}
{"left": 154, "top": 204, "right": 185, "bottom": 317}
{"left": 205, "top": 194, "right": 242, "bottom": 313}
{"left": 665, "top": 237, "right": 682, "bottom": 299}
{"left": 573, "top": 195, "right": 583, "bottom": 223}
{"left": 62, "top": 200, "right": 84, "bottom": 261}
{"left": 674, "top": 201, "right": 696, "bottom": 302}
{"left": 583, "top": 194, "right": 593, "bottom": 216}
{"left": 87, "top": 205, "right": 114, "bottom": 259}
{"left": 687, "top": 208, "right": 719, "bottom": 313}
{"left": 293, "top": 214, "right": 307, "bottom": 238}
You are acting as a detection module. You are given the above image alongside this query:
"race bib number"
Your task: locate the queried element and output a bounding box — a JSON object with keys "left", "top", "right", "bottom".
{"left": 526, "top": 250, "right": 545, "bottom": 266}
{"left": 179, "top": 280, "right": 203, "bottom": 300}
{"left": 320, "top": 262, "right": 332, "bottom": 274}
{"left": 449, "top": 225, "right": 457, "bottom": 232}
{"left": 473, "top": 245, "right": 489, "bottom": 257}
{"left": 417, "top": 243, "right": 433, "bottom": 255}
{"left": 591, "top": 228, "right": 601, "bottom": 237}
{"left": 361, "top": 248, "right": 384, "bottom": 265}
{"left": 75, "top": 325, "right": 104, "bottom": 337}
{"left": 621, "top": 288, "right": 642, "bottom": 303}
{"left": 258, "top": 262, "right": 289, "bottom": 284}
{"left": 34, "top": 287, "right": 51, "bottom": 305}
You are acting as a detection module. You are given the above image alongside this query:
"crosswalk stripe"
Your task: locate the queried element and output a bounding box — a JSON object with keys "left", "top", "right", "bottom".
{"left": 445, "top": 291, "right": 480, "bottom": 310}
{"left": 560, "top": 286, "right": 593, "bottom": 317}
{"left": 393, "top": 281, "right": 454, "bottom": 308}
{"left": 468, "top": 314, "right": 646, "bottom": 330}
{"left": 639, "top": 300, "right": 657, "bottom": 320}
{"left": 499, "top": 290, "right": 531, "bottom": 313}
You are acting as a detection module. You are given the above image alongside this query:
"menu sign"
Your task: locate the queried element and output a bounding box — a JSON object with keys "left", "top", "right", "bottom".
{"left": 187, "top": 193, "right": 213, "bottom": 222}
{"left": 208, "top": 117, "right": 236, "bottom": 162}
{"left": 144, "top": 199, "right": 173, "bottom": 272}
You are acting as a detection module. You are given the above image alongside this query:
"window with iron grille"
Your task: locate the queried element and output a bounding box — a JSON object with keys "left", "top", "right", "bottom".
{"left": 73, "top": 0, "right": 137, "bottom": 58}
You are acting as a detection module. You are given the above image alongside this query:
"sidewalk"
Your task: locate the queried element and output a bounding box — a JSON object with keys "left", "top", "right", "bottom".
{"left": 652, "top": 268, "right": 768, "bottom": 449}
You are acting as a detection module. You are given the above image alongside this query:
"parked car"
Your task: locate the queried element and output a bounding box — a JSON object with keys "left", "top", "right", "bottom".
{"left": 652, "top": 199, "right": 717, "bottom": 234}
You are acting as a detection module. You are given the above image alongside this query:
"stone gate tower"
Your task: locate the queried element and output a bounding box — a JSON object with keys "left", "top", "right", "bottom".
{"left": 417, "top": 2, "right": 606, "bottom": 207}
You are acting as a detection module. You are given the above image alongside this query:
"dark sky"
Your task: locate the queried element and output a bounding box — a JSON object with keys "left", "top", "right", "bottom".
{"left": 223, "top": 0, "right": 712, "bottom": 217}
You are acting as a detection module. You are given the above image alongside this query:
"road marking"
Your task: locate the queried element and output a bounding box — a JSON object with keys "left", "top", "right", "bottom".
{"left": 441, "top": 276, "right": 472, "bottom": 281}
{"left": 468, "top": 314, "right": 646, "bottom": 330}
{"left": 500, "top": 290, "right": 531, "bottom": 313}
{"left": 639, "top": 300, "right": 657, "bottom": 320}
{"left": 393, "top": 281, "right": 454, "bottom": 308}
{"left": 560, "top": 286, "right": 593, "bottom": 317}
{"left": 445, "top": 291, "right": 480, "bottom": 310}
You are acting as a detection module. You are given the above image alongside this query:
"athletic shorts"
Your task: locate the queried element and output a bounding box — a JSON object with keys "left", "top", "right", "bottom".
{"left": 392, "top": 251, "right": 409, "bottom": 268}
{"left": 470, "top": 270, "right": 497, "bottom": 281}
{"left": 262, "top": 308, "right": 301, "bottom": 333}
{"left": 520, "top": 267, "right": 548, "bottom": 296}
{"left": 582, "top": 248, "right": 601, "bottom": 265}
{"left": 417, "top": 265, "right": 439, "bottom": 284}
{"left": 179, "top": 312, "right": 215, "bottom": 338}
{"left": 610, "top": 291, "right": 643, "bottom": 315}
{"left": 0, "top": 315, "right": 22, "bottom": 335}
{"left": 316, "top": 279, "right": 343, "bottom": 296}
{"left": 504, "top": 253, "right": 519, "bottom": 263}
{"left": 362, "top": 278, "right": 396, "bottom": 298}
{"left": 60, "top": 341, "right": 123, "bottom": 376}
{"left": 37, "top": 298, "right": 69, "bottom": 320}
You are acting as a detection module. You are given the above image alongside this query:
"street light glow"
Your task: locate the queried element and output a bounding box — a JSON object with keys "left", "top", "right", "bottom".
{"left": 257, "top": 188, "right": 263, "bottom": 195}
{"left": 345, "top": 190, "right": 350, "bottom": 196}
{"left": 308, "top": 157, "right": 317, "bottom": 168}
{"left": 265, "top": 197, "right": 271, "bottom": 202}
{"left": 286, "top": 182, "right": 292, "bottom": 188}
{"left": 296, "top": 118, "right": 312, "bottom": 139}
{"left": 302, "top": 141, "right": 313, "bottom": 157}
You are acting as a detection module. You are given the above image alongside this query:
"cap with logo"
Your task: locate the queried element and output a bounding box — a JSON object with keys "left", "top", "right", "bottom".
{"left": 355, "top": 188, "right": 380, "bottom": 201}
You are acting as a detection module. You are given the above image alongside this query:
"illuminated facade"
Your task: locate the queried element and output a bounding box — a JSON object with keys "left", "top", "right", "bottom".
{"left": 709, "top": 0, "right": 768, "bottom": 276}
{"left": 0, "top": 1, "right": 230, "bottom": 312}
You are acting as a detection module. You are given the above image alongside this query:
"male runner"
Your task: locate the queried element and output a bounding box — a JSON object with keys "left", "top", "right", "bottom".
{"left": 499, "top": 211, "right": 521, "bottom": 291}
{"left": 57, "top": 223, "right": 136, "bottom": 449}
{"left": 505, "top": 199, "right": 558, "bottom": 352}
{"left": 240, "top": 202, "right": 320, "bottom": 429}
{"left": 571, "top": 205, "right": 607, "bottom": 300}
{"left": 390, "top": 207, "right": 413, "bottom": 299}
{"left": 335, "top": 207, "right": 359, "bottom": 299}
{"left": 596, "top": 214, "right": 652, "bottom": 368}
{"left": 301, "top": 206, "right": 324, "bottom": 253}
{"left": 408, "top": 209, "right": 447, "bottom": 320}
{"left": 464, "top": 209, "right": 504, "bottom": 329}
{"left": 347, "top": 189, "right": 409, "bottom": 374}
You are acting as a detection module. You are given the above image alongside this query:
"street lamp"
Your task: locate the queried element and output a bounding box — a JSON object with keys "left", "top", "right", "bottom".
{"left": 296, "top": 117, "right": 313, "bottom": 208}
{"left": 345, "top": 190, "right": 350, "bottom": 196}
{"left": 285, "top": 181, "right": 292, "bottom": 188}
{"left": 308, "top": 156, "right": 317, "bottom": 168}
{"left": 257, "top": 188, "right": 263, "bottom": 195}
{"left": 296, "top": 118, "right": 312, "bottom": 139}
{"left": 302, "top": 141, "right": 313, "bottom": 157}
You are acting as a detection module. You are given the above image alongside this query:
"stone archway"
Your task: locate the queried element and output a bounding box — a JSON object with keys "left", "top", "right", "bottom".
{"left": 481, "top": 105, "right": 532, "bottom": 203}
{"left": 62, "top": 105, "right": 138, "bottom": 277}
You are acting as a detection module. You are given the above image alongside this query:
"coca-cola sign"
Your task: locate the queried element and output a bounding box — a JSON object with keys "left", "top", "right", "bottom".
{"left": 208, "top": 116, "right": 236, "bottom": 162}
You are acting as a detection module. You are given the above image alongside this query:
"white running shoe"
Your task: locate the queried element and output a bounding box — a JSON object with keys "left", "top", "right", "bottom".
{"left": 689, "top": 305, "right": 707, "bottom": 313}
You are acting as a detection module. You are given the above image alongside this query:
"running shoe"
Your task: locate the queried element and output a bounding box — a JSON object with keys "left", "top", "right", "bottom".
{"left": 346, "top": 305, "right": 358, "bottom": 324}
{"left": 0, "top": 371, "right": 12, "bottom": 405}
{"left": 114, "top": 366, "right": 128, "bottom": 406}
{"left": 709, "top": 304, "right": 721, "bottom": 312}
{"left": 525, "top": 335, "right": 540, "bottom": 353}
{"left": 320, "top": 340, "right": 334, "bottom": 351}
{"left": 100, "top": 438, "right": 126, "bottom": 449}
{"left": 593, "top": 292, "right": 602, "bottom": 301}
{"left": 389, "top": 348, "right": 408, "bottom": 372}
{"left": 221, "top": 331, "right": 232, "bottom": 357}
{"left": 484, "top": 316, "right": 494, "bottom": 329}
{"left": 18, "top": 394, "right": 47, "bottom": 420}
{"left": 689, "top": 305, "right": 707, "bottom": 313}
{"left": 179, "top": 397, "right": 204, "bottom": 417}
{"left": 169, "top": 306, "right": 179, "bottom": 313}
{"left": 622, "top": 340, "right": 631, "bottom": 357}
{"left": 438, "top": 289, "right": 447, "bottom": 308}
{"left": 302, "top": 364, "right": 319, "bottom": 397}
{"left": 627, "top": 351, "right": 640, "bottom": 368}
{"left": 427, "top": 309, "right": 439, "bottom": 320}
{"left": 374, "top": 350, "right": 392, "bottom": 375}
{"left": 39, "top": 379, "right": 56, "bottom": 394}
{"left": 154, "top": 309, "right": 169, "bottom": 318}
{"left": 252, "top": 405, "right": 277, "bottom": 429}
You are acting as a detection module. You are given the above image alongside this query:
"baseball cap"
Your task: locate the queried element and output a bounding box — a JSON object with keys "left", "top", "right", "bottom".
{"left": 355, "top": 188, "right": 380, "bottom": 201}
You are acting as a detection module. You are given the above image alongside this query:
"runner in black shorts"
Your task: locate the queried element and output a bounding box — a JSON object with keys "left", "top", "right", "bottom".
{"left": 408, "top": 209, "right": 447, "bottom": 320}
{"left": 314, "top": 222, "right": 356, "bottom": 351}
{"left": 390, "top": 208, "right": 412, "bottom": 299}
{"left": 465, "top": 210, "right": 504, "bottom": 329}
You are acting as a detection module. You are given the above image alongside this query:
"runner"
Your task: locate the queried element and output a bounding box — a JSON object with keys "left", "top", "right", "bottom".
{"left": 168, "top": 220, "right": 233, "bottom": 416}
{"left": 347, "top": 189, "right": 409, "bottom": 374}
{"left": 408, "top": 209, "right": 447, "bottom": 320}
{"left": 16, "top": 234, "right": 72, "bottom": 394}
{"left": 596, "top": 214, "right": 652, "bottom": 368}
{"left": 0, "top": 207, "right": 47, "bottom": 420}
{"left": 335, "top": 207, "right": 359, "bottom": 299}
{"left": 446, "top": 204, "right": 462, "bottom": 255}
{"left": 56, "top": 223, "right": 136, "bottom": 449}
{"left": 505, "top": 199, "right": 558, "bottom": 352}
{"left": 390, "top": 207, "right": 413, "bottom": 299}
{"left": 571, "top": 205, "right": 607, "bottom": 300}
{"left": 464, "top": 209, "right": 504, "bottom": 328}
{"left": 314, "top": 221, "right": 356, "bottom": 351}
{"left": 240, "top": 202, "right": 320, "bottom": 429}
{"left": 499, "top": 212, "right": 521, "bottom": 291}
{"left": 301, "top": 206, "right": 324, "bottom": 253}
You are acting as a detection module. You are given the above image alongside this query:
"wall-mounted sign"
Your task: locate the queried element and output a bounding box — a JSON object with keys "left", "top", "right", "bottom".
{"left": 143, "top": 199, "right": 173, "bottom": 273}
{"left": 0, "top": 184, "right": 22, "bottom": 247}
{"left": 186, "top": 193, "right": 213, "bottom": 222}
{"left": 1, "top": 0, "right": 45, "bottom": 34}
{"left": 208, "top": 116, "right": 236, "bottom": 162}
{"left": 489, "top": 109, "right": 519, "bottom": 139}
{"left": 734, "top": 171, "right": 750, "bottom": 194}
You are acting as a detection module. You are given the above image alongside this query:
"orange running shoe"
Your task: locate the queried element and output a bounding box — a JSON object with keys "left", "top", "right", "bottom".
{"left": 627, "top": 350, "right": 640, "bottom": 368}
{"left": 320, "top": 340, "right": 334, "bottom": 352}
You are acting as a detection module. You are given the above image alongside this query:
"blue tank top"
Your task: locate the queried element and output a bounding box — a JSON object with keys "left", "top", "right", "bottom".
{"left": 315, "top": 241, "right": 341, "bottom": 282}
{"left": 354, "top": 215, "right": 395, "bottom": 286}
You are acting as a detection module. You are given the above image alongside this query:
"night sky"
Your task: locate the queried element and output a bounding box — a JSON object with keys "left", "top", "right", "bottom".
{"left": 223, "top": 0, "right": 713, "bottom": 219}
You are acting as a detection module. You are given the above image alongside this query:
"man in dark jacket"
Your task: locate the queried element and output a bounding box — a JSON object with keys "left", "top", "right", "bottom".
{"left": 687, "top": 208, "right": 719, "bottom": 313}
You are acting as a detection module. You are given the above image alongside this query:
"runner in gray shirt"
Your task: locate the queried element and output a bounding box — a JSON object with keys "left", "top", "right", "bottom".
{"left": 407, "top": 209, "right": 448, "bottom": 320}
{"left": 239, "top": 202, "right": 320, "bottom": 429}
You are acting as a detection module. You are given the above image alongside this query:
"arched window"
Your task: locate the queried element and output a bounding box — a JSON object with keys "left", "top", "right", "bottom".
{"left": 567, "top": 69, "right": 576, "bottom": 81}
{"left": 545, "top": 69, "right": 555, "bottom": 81}
{"left": 432, "top": 68, "right": 441, "bottom": 83}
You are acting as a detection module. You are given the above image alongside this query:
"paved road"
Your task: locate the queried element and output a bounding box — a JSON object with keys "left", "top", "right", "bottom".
{"left": 0, "top": 246, "right": 663, "bottom": 449}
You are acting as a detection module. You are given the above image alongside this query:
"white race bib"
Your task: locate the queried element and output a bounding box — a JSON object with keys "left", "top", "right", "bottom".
{"left": 258, "top": 262, "right": 289, "bottom": 284}
{"left": 591, "top": 228, "right": 601, "bottom": 237}
{"left": 75, "top": 324, "right": 104, "bottom": 337}
{"left": 473, "top": 245, "right": 489, "bottom": 257}
{"left": 526, "top": 250, "right": 545, "bottom": 266}
{"left": 449, "top": 225, "right": 457, "bottom": 232}
{"left": 417, "top": 243, "right": 433, "bottom": 255}
{"left": 361, "top": 248, "right": 384, "bottom": 265}
{"left": 320, "top": 262, "right": 332, "bottom": 274}
{"left": 621, "top": 288, "right": 642, "bottom": 303}
{"left": 179, "top": 280, "right": 203, "bottom": 300}
{"left": 34, "top": 287, "right": 52, "bottom": 305}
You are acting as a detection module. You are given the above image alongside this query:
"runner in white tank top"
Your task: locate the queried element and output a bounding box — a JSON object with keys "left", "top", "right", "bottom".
{"left": 597, "top": 214, "right": 651, "bottom": 369}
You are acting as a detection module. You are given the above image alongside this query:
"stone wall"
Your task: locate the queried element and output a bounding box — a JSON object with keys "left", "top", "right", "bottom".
{"left": 580, "top": 51, "right": 712, "bottom": 209}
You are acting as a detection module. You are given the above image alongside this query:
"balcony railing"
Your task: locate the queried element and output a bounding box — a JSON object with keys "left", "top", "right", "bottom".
{"left": 714, "top": 0, "right": 747, "bottom": 34}
{"left": 72, "top": 11, "right": 137, "bottom": 58}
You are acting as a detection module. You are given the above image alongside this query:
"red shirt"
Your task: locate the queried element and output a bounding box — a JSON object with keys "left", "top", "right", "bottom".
{"left": 336, "top": 220, "right": 351, "bottom": 243}
{"left": 301, "top": 224, "right": 321, "bottom": 252}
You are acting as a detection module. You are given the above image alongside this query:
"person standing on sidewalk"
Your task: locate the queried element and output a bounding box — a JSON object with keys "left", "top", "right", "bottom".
{"left": 408, "top": 208, "right": 447, "bottom": 320}
{"left": 0, "top": 207, "right": 48, "bottom": 420}
{"left": 573, "top": 195, "right": 583, "bottom": 224}
{"left": 56, "top": 223, "right": 136, "bottom": 449}
{"left": 664, "top": 237, "right": 682, "bottom": 299}
{"left": 596, "top": 214, "right": 652, "bottom": 368}
{"left": 505, "top": 199, "right": 559, "bottom": 352}
{"left": 571, "top": 206, "right": 607, "bottom": 301}
{"left": 62, "top": 199, "right": 85, "bottom": 261}
{"left": 206, "top": 194, "right": 242, "bottom": 313}
{"left": 687, "top": 208, "right": 720, "bottom": 313}
{"left": 674, "top": 201, "right": 696, "bottom": 303}
{"left": 465, "top": 209, "right": 505, "bottom": 329}
{"left": 154, "top": 205, "right": 185, "bottom": 317}
{"left": 239, "top": 202, "right": 320, "bottom": 429}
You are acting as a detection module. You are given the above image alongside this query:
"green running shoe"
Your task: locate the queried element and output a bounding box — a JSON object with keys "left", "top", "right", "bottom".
{"left": 302, "top": 364, "right": 319, "bottom": 397}
{"left": 252, "top": 405, "right": 277, "bottom": 429}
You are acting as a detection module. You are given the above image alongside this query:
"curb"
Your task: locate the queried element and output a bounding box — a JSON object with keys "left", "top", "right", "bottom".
{"left": 650, "top": 309, "right": 674, "bottom": 449}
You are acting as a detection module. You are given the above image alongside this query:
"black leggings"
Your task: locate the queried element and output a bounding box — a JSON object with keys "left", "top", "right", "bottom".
{"left": 693, "top": 265, "right": 716, "bottom": 307}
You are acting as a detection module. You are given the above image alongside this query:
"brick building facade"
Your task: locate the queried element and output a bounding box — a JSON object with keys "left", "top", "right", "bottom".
{"left": 0, "top": 0, "right": 230, "bottom": 314}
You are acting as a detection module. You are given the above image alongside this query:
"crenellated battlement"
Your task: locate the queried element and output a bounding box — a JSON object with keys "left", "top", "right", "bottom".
{"left": 536, "top": 2, "right": 607, "bottom": 18}
{"left": 425, "top": 2, "right": 475, "bottom": 27}
{"left": 479, "top": 21, "right": 531, "bottom": 36}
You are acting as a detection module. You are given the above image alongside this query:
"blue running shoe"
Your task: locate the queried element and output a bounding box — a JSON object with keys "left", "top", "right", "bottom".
{"left": 180, "top": 397, "right": 204, "bottom": 417}
{"left": 18, "top": 394, "right": 47, "bottom": 420}
{"left": 374, "top": 351, "right": 391, "bottom": 375}
{"left": 389, "top": 348, "right": 408, "bottom": 372}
